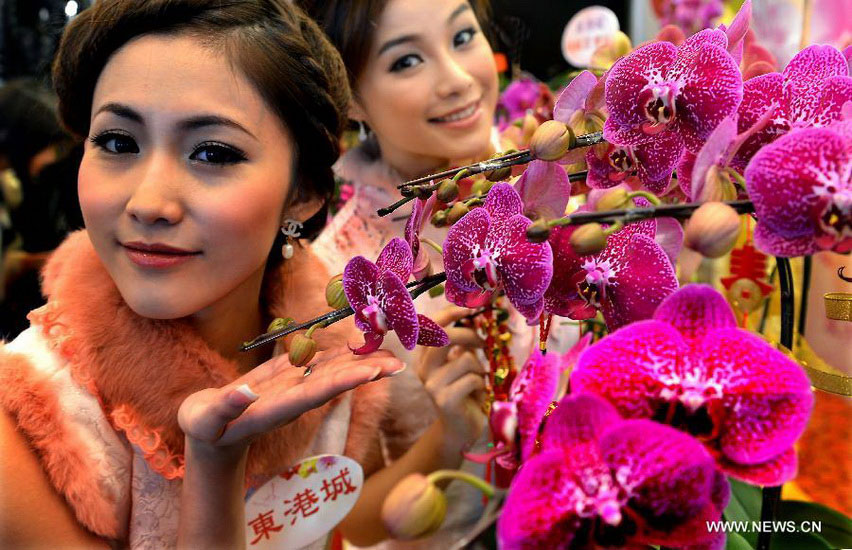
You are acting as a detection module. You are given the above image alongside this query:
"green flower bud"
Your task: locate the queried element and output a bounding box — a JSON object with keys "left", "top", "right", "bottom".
{"left": 530, "top": 120, "right": 576, "bottom": 161}
{"left": 595, "top": 187, "right": 631, "bottom": 212}
{"left": 570, "top": 223, "right": 608, "bottom": 255}
{"left": 288, "top": 334, "right": 317, "bottom": 367}
{"left": 381, "top": 474, "right": 447, "bottom": 540}
{"left": 430, "top": 209, "right": 449, "bottom": 227}
{"left": 447, "top": 202, "right": 470, "bottom": 225}
{"left": 325, "top": 274, "right": 348, "bottom": 309}
{"left": 525, "top": 218, "right": 552, "bottom": 242}
{"left": 267, "top": 317, "right": 294, "bottom": 333}
{"left": 436, "top": 179, "right": 459, "bottom": 203}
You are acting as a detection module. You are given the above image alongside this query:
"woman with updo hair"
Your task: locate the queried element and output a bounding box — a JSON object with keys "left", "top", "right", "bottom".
{"left": 0, "top": 1, "right": 483, "bottom": 548}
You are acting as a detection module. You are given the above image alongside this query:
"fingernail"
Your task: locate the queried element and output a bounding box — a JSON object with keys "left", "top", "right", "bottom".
{"left": 228, "top": 384, "right": 259, "bottom": 407}
{"left": 389, "top": 365, "right": 407, "bottom": 377}
{"left": 369, "top": 367, "right": 383, "bottom": 381}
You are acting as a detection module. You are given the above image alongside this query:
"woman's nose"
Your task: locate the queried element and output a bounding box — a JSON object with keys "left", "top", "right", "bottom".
{"left": 435, "top": 54, "right": 475, "bottom": 99}
{"left": 125, "top": 156, "right": 185, "bottom": 226}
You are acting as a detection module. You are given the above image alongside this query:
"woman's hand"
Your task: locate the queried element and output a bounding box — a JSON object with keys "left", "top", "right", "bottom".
{"left": 178, "top": 346, "right": 403, "bottom": 457}
{"left": 415, "top": 307, "right": 488, "bottom": 450}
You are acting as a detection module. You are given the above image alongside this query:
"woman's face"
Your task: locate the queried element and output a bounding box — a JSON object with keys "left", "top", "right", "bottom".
{"left": 79, "top": 34, "right": 294, "bottom": 320}
{"left": 355, "top": 0, "right": 498, "bottom": 176}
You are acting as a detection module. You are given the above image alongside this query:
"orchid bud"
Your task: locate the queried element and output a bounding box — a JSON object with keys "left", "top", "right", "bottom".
{"left": 570, "top": 223, "right": 608, "bottom": 255}
{"left": 526, "top": 219, "right": 552, "bottom": 243}
{"left": 471, "top": 179, "right": 494, "bottom": 197}
{"left": 413, "top": 185, "right": 433, "bottom": 199}
{"left": 288, "top": 334, "right": 317, "bottom": 367}
{"left": 267, "top": 317, "right": 293, "bottom": 333}
{"left": 697, "top": 166, "right": 737, "bottom": 202}
{"left": 325, "top": 274, "right": 348, "bottom": 309}
{"left": 381, "top": 473, "right": 447, "bottom": 540}
{"left": 684, "top": 202, "right": 741, "bottom": 258}
{"left": 447, "top": 202, "right": 470, "bottom": 225}
{"left": 430, "top": 209, "right": 448, "bottom": 227}
{"left": 530, "top": 120, "right": 576, "bottom": 161}
{"left": 436, "top": 179, "right": 459, "bottom": 202}
{"left": 484, "top": 164, "right": 512, "bottom": 182}
{"left": 520, "top": 112, "right": 539, "bottom": 144}
{"left": 595, "top": 188, "right": 631, "bottom": 212}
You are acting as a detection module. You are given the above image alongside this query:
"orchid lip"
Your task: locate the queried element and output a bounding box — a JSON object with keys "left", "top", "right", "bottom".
{"left": 638, "top": 82, "right": 678, "bottom": 125}
{"left": 361, "top": 295, "right": 388, "bottom": 335}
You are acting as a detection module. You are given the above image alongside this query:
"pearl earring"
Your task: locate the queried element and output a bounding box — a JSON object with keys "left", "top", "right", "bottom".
{"left": 280, "top": 219, "right": 303, "bottom": 260}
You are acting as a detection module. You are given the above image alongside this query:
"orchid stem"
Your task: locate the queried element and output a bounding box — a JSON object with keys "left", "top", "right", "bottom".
{"left": 396, "top": 132, "right": 604, "bottom": 191}
{"left": 547, "top": 199, "right": 754, "bottom": 228}
{"left": 626, "top": 190, "right": 661, "bottom": 206}
{"left": 756, "top": 257, "right": 795, "bottom": 550}
{"left": 420, "top": 237, "right": 444, "bottom": 255}
{"left": 239, "top": 272, "right": 447, "bottom": 351}
{"left": 426, "top": 469, "right": 496, "bottom": 498}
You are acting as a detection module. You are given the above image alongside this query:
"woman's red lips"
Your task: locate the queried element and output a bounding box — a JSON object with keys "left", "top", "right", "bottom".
{"left": 122, "top": 241, "right": 201, "bottom": 269}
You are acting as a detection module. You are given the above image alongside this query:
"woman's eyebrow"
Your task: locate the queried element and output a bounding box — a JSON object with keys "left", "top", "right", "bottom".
{"left": 377, "top": 2, "right": 471, "bottom": 56}
{"left": 179, "top": 115, "right": 257, "bottom": 141}
{"left": 94, "top": 102, "right": 142, "bottom": 123}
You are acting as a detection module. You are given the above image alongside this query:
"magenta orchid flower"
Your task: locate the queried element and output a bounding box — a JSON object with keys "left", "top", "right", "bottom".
{"left": 734, "top": 44, "right": 852, "bottom": 167}
{"left": 572, "top": 285, "right": 814, "bottom": 485}
{"left": 745, "top": 121, "right": 852, "bottom": 256}
{"left": 485, "top": 334, "right": 593, "bottom": 472}
{"left": 497, "top": 393, "right": 728, "bottom": 550}
{"left": 544, "top": 216, "right": 679, "bottom": 331}
{"left": 604, "top": 29, "right": 743, "bottom": 154}
{"left": 342, "top": 238, "right": 449, "bottom": 354}
{"left": 404, "top": 194, "right": 437, "bottom": 280}
{"left": 497, "top": 78, "right": 554, "bottom": 130}
{"left": 443, "top": 183, "right": 553, "bottom": 321}
{"left": 586, "top": 129, "right": 683, "bottom": 195}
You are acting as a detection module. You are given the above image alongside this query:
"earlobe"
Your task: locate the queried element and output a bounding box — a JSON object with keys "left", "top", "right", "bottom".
{"left": 348, "top": 99, "right": 368, "bottom": 124}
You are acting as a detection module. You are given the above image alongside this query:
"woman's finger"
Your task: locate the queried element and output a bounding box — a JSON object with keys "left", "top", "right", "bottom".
{"left": 216, "top": 364, "right": 385, "bottom": 445}
{"left": 434, "top": 372, "right": 486, "bottom": 411}
{"left": 429, "top": 306, "right": 474, "bottom": 327}
{"left": 178, "top": 385, "right": 260, "bottom": 443}
{"left": 424, "top": 351, "right": 484, "bottom": 395}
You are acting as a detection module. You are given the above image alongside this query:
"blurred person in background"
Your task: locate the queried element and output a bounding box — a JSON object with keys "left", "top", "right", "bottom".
{"left": 0, "top": 77, "right": 82, "bottom": 338}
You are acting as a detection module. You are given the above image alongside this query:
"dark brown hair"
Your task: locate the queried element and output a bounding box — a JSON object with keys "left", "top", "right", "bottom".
{"left": 300, "top": 0, "right": 491, "bottom": 89}
{"left": 52, "top": 0, "right": 350, "bottom": 242}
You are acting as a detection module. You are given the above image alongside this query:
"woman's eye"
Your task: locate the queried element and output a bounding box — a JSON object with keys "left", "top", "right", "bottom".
{"left": 190, "top": 143, "right": 247, "bottom": 165}
{"left": 390, "top": 54, "right": 422, "bottom": 73}
{"left": 90, "top": 132, "right": 139, "bottom": 154}
{"left": 453, "top": 28, "right": 477, "bottom": 48}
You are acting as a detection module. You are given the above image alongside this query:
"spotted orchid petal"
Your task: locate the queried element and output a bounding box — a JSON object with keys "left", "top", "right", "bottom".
{"left": 375, "top": 237, "right": 413, "bottom": 283}
{"left": 415, "top": 314, "right": 449, "bottom": 347}
{"left": 443, "top": 207, "right": 490, "bottom": 295}
{"left": 653, "top": 284, "right": 736, "bottom": 341}
{"left": 782, "top": 44, "right": 849, "bottom": 124}
{"left": 725, "top": 0, "right": 751, "bottom": 64}
{"left": 515, "top": 160, "right": 572, "bottom": 220}
{"left": 654, "top": 216, "right": 684, "bottom": 264}
{"left": 587, "top": 131, "right": 684, "bottom": 195}
{"left": 377, "top": 270, "right": 419, "bottom": 350}
{"left": 734, "top": 72, "right": 784, "bottom": 167}
{"left": 350, "top": 331, "right": 384, "bottom": 355}
{"left": 539, "top": 392, "right": 620, "bottom": 451}
{"left": 509, "top": 349, "right": 565, "bottom": 461}
{"left": 745, "top": 123, "right": 852, "bottom": 256}
{"left": 342, "top": 256, "right": 380, "bottom": 334}
{"left": 599, "top": 233, "right": 679, "bottom": 330}
{"left": 483, "top": 182, "right": 524, "bottom": 224}
{"left": 812, "top": 75, "right": 852, "bottom": 127}
{"left": 690, "top": 115, "right": 738, "bottom": 200}
{"left": 405, "top": 194, "right": 437, "bottom": 260}
{"left": 606, "top": 41, "right": 680, "bottom": 130}
{"left": 492, "top": 214, "right": 554, "bottom": 311}
{"left": 668, "top": 43, "right": 743, "bottom": 152}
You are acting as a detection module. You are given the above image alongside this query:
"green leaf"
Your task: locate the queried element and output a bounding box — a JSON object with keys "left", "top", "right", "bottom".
{"left": 726, "top": 532, "right": 754, "bottom": 550}
{"left": 776, "top": 500, "right": 852, "bottom": 548}
{"left": 724, "top": 478, "right": 762, "bottom": 546}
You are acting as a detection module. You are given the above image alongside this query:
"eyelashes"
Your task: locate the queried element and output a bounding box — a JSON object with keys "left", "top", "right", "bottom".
{"left": 88, "top": 131, "right": 248, "bottom": 166}
{"left": 387, "top": 27, "right": 479, "bottom": 73}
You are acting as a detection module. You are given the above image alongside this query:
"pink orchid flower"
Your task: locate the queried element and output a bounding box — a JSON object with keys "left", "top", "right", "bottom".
{"left": 745, "top": 120, "right": 852, "bottom": 256}
{"left": 604, "top": 29, "right": 743, "bottom": 154}
{"left": 572, "top": 285, "right": 814, "bottom": 485}
{"left": 497, "top": 393, "right": 728, "bottom": 550}
{"left": 586, "top": 129, "right": 684, "bottom": 195}
{"left": 404, "top": 194, "right": 437, "bottom": 280}
{"left": 343, "top": 238, "right": 449, "bottom": 354}
{"left": 443, "top": 183, "right": 553, "bottom": 321}
{"left": 544, "top": 216, "right": 679, "bottom": 331}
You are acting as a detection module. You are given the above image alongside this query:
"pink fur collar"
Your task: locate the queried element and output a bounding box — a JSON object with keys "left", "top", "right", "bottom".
{"left": 36, "top": 231, "right": 388, "bottom": 480}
